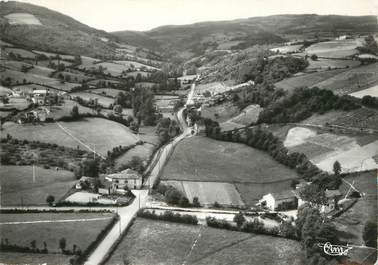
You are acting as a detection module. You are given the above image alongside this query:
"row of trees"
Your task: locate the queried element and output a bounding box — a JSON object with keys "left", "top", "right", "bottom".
{"left": 155, "top": 117, "right": 181, "bottom": 145}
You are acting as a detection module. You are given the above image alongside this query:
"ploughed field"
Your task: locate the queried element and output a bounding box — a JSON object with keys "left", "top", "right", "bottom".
{"left": 2, "top": 117, "right": 139, "bottom": 156}
{"left": 105, "top": 218, "right": 305, "bottom": 265}
{"left": 161, "top": 136, "right": 299, "bottom": 206}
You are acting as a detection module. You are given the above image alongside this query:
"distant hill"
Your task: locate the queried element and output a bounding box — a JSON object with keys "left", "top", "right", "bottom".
{"left": 113, "top": 14, "right": 377, "bottom": 58}
{"left": 0, "top": 1, "right": 118, "bottom": 57}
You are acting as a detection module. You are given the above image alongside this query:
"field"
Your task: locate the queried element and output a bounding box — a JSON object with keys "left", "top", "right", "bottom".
{"left": 54, "top": 70, "right": 93, "bottom": 83}
{"left": 1, "top": 69, "right": 80, "bottom": 91}
{"left": 349, "top": 84, "right": 378, "bottom": 98}
{"left": 115, "top": 143, "right": 155, "bottom": 170}
{"left": 0, "top": 252, "right": 70, "bottom": 265}
{"left": 270, "top": 44, "right": 303, "bottom": 53}
{"left": 334, "top": 170, "right": 377, "bottom": 247}
{"left": 106, "top": 218, "right": 305, "bottom": 265}
{"left": 0, "top": 85, "right": 13, "bottom": 96}
{"left": 0, "top": 212, "right": 114, "bottom": 254}
{"left": 2, "top": 118, "right": 139, "bottom": 156}
{"left": 93, "top": 62, "right": 130, "bottom": 76}
{"left": 69, "top": 92, "right": 114, "bottom": 108}
{"left": 87, "top": 88, "right": 125, "bottom": 98}
{"left": 161, "top": 137, "right": 298, "bottom": 206}
{"left": 201, "top": 101, "right": 240, "bottom": 123}
{"left": 227, "top": 104, "right": 262, "bottom": 126}
{"left": 305, "top": 39, "right": 362, "bottom": 58}
{"left": 4, "top": 47, "right": 36, "bottom": 58}
{"left": 77, "top": 56, "right": 101, "bottom": 69}
{"left": 112, "top": 60, "right": 158, "bottom": 70}
{"left": 28, "top": 65, "right": 55, "bottom": 77}
{"left": 274, "top": 69, "right": 347, "bottom": 91}
{"left": 301, "top": 107, "right": 378, "bottom": 131}
{"left": 306, "top": 58, "right": 360, "bottom": 71}
{"left": 4, "top": 12, "right": 42, "bottom": 25}
{"left": 282, "top": 126, "right": 378, "bottom": 173}
{"left": 162, "top": 180, "right": 245, "bottom": 207}
{"left": 48, "top": 100, "right": 94, "bottom": 120}
{"left": 0, "top": 97, "right": 30, "bottom": 111}
{"left": 0, "top": 165, "right": 76, "bottom": 206}
{"left": 314, "top": 63, "right": 378, "bottom": 95}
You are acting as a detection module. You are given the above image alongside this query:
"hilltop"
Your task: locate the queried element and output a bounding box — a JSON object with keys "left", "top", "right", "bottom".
{"left": 0, "top": 1, "right": 118, "bottom": 57}
{"left": 113, "top": 14, "right": 377, "bottom": 58}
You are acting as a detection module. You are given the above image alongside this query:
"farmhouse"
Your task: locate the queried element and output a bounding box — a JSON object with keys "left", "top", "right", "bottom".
{"left": 257, "top": 190, "right": 297, "bottom": 211}
{"left": 177, "top": 74, "right": 198, "bottom": 87}
{"left": 322, "top": 189, "right": 342, "bottom": 213}
{"left": 105, "top": 168, "right": 143, "bottom": 190}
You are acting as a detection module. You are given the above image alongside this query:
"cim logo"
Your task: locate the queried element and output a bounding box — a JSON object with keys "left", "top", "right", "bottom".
{"left": 318, "top": 242, "right": 353, "bottom": 256}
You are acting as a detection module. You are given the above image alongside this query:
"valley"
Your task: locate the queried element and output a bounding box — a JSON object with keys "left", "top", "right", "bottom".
{"left": 0, "top": 2, "right": 377, "bottom": 265}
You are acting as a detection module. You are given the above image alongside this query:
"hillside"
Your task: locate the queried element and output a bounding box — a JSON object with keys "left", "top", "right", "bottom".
{"left": 0, "top": 1, "right": 118, "bottom": 57}
{"left": 113, "top": 14, "right": 377, "bottom": 58}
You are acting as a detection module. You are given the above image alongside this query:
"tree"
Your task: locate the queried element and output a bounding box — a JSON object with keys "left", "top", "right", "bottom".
{"left": 165, "top": 187, "right": 182, "bottom": 205}
{"left": 113, "top": 104, "right": 122, "bottom": 115}
{"left": 363, "top": 220, "right": 377, "bottom": 248}
{"left": 59, "top": 237, "right": 66, "bottom": 252}
{"left": 128, "top": 156, "right": 144, "bottom": 173}
{"left": 233, "top": 212, "right": 246, "bottom": 228}
{"left": 70, "top": 105, "right": 80, "bottom": 119}
{"left": 30, "top": 240, "right": 37, "bottom": 250}
{"left": 192, "top": 197, "right": 200, "bottom": 207}
{"left": 80, "top": 158, "right": 99, "bottom": 178}
{"left": 333, "top": 161, "right": 341, "bottom": 176}
{"left": 46, "top": 195, "right": 55, "bottom": 206}
{"left": 310, "top": 54, "right": 318, "bottom": 61}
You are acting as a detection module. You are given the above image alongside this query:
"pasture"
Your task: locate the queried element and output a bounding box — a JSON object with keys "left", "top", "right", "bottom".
{"left": 112, "top": 60, "right": 158, "bottom": 70}
{"left": 0, "top": 97, "right": 30, "bottom": 111}
{"left": 4, "top": 47, "right": 36, "bottom": 59}
{"left": 69, "top": 92, "right": 114, "bottom": 108}
{"left": 0, "top": 212, "right": 114, "bottom": 253}
{"left": 88, "top": 88, "right": 125, "bottom": 98}
{"left": 161, "top": 137, "right": 298, "bottom": 205}
{"left": 0, "top": 165, "right": 76, "bottom": 206}
{"left": 115, "top": 143, "right": 155, "bottom": 170}
{"left": 49, "top": 100, "right": 94, "bottom": 120}
{"left": 305, "top": 39, "right": 362, "bottom": 58}
{"left": 162, "top": 137, "right": 298, "bottom": 183}
{"left": 106, "top": 218, "right": 305, "bottom": 265}
{"left": 162, "top": 180, "right": 244, "bottom": 207}
{"left": 77, "top": 56, "right": 101, "bottom": 70}
{"left": 1, "top": 69, "right": 80, "bottom": 91}
{"left": 0, "top": 252, "right": 70, "bottom": 265}
{"left": 201, "top": 101, "right": 240, "bottom": 123}
{"left": 227, "top": 104, "right": 262, "bottom": 126}
{"left": 93, "top": 62, "right": 129, "bottom": 76}
{"left": 2, "top": 118, "right": 139, "bottom": 156}
{"left": 334, "top": 170, "right": 377, "bottom": 246}
{"left": 306, "top": 58, "right": 360, "bottom": 71}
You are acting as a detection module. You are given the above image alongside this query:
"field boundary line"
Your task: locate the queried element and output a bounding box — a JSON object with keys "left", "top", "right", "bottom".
{"left": 160, "top": 177, "right": 299, "bottom": 184}
{"left": 55, "top": 121, "right": 106, "bottom": 159}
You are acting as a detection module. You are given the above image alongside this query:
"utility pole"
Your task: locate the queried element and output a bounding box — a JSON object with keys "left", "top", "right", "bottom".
{"left": 32, "top": 164, "right": 36, "bottom": 183}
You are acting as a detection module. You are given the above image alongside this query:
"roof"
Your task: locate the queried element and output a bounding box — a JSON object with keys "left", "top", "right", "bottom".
{"left": 33, "top": 90, "right": 48, "bottom": 94}
{"left": 107, "top": 168, "right": 141, "bottom": 180}
{"left": 325, "top": 189, "right": 341, "bottom": 198}
{"left": 270, "top": 190, "right": 296, "bottom": 200}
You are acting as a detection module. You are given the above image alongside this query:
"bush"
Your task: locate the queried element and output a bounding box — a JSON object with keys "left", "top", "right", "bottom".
{"left": 206, "top": 217, "right": 235, "bottom": 230}
{"left": 137, "top": 210, "right": 198, "bottom": 225}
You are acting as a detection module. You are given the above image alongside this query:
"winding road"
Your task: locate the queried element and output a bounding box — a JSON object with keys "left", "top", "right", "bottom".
{"left": 84, "top": 80, "right": 197, "bottom": 265}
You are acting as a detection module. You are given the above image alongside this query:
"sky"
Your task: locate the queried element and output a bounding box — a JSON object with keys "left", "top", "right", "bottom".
{"left": 13, "top": 0, "right": 378, "bottom": 32}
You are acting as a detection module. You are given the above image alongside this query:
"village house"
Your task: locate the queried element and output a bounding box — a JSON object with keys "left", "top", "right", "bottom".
{"left": 105, "top": 168, "right": 143, "bottom": 190}
{"left": 257, "top": 190, "right": 298, "bottom": 211}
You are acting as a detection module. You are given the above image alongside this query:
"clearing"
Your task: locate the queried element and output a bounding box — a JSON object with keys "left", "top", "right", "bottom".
{"left": 349, "top": 84, "right": 378, "bottom": 98}
{"left": 105, "top": 218, "right": 305, "bottom": 265}
{"left": 0, "top": 165, "right": 76, "bottom": 206}
{"left": 4, "top": 13, "right": 42, "bottom": 25}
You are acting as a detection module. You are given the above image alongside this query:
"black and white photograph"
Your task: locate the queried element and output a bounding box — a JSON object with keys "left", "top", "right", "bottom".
{"left": 0, "top": 0, "right": 377, "bottom": 264}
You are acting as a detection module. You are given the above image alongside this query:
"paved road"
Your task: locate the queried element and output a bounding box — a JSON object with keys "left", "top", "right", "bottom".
{"left": 84, "top": 80, "right": 196, "bottom": 265}
{"left": 84, "top": 189, "right": 148, "bottom": 265}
